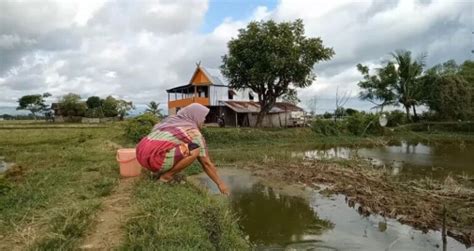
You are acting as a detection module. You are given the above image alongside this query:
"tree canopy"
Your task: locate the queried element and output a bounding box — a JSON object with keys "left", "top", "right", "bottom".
{"left": 221, "top": 19, "right": 334, "bottom": 126}
{"left": 16, "top": 93, "right": 51, "bottom": 120}
{"left": 421, "top": 60, "right": 473, "bottom": 120}
{"left": 358, "top": 54, "right": 473, "bottom": 121}
{"left": 356, "top": 62, "right": 397, "bottom": 111}
{"left": 102, "top": 96, "right": 119, "bottom": 118}
{"left": 146, "top": 101, "right": 163, "bottom": 118}
{"left": 86, "top": 96, "right": 102, "bottom": 109}
{"left": 117, "top": 100, "right": 135, "bottom": 120}
{"left": 357, "top": 50, "right": 425, "bottom": 120}
{"left": 58, "top": 93, "right": 87, "bottom": 117}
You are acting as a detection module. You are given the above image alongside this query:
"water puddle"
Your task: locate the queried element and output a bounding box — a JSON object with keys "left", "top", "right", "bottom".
{"left": 292, "top": 141, "right": 474, "bottom": 180}
{"left": 191, "top": 169, "right": 472, "bottom": 250}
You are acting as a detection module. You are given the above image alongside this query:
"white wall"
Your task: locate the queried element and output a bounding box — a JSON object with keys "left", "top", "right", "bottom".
{"left": 248, "top": 112, "right": 294, "bottom": 127}
{"left": 209, "top": 85, "right": 229, "bottom": 106}
{"left": 209, "top": 85, "right": 258, "bottom": 105}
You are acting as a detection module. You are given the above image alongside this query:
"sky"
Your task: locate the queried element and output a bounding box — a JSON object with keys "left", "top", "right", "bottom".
{"left": 0, "top": 0, "right": 472, "bottom": 114}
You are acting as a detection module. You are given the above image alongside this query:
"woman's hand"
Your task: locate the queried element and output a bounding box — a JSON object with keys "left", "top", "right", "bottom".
{"left": 198, "top": 156, "right": 229, "bottom": 196}
{"left": 218, "top": 183, "right": 230, "bottom": 196}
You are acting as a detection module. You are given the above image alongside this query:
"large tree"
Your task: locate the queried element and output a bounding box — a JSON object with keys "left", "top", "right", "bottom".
{"left": 86, "top": 96, "right": 102, "bottom": 109}
{"left": 357, "top": 50, "right": 425, "bottom": 121}
{"left": 460, "top": 60, "right": 474, "bottom": 112}
{"left": 101, "top": 96, "right": 119, "bottom": 117}
{"left": 459, "top": 60, "right": 474, "bottom": 84}
{"left": 116, "top": 100, "right": 135, "bottom": 120}
{"left": 85, "top": 96, "right": 104, "bottom": 118}
{"left": 391, "top": 50, "right": 425, "bottom": 120}
{"left": 16, "top": 93, "right": 51, "bottom": 120}
{"left": 58, "top": 93, "right": 87, "bottom": 117}
{"left": 221, "top": 19, "right": 334, "bottom": 126}
{"left": 357, "top": 62, "right": 397, "bottom": 111}
{"left": 422, "top": 60, "right": 472, "bottom": 120}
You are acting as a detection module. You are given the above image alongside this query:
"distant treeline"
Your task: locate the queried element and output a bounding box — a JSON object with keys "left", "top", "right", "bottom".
{"left": 357, "top": 51, "right": 473, "bottom": 121}
{"left": 1, "top": 114, "right": 43, "bottom": 120}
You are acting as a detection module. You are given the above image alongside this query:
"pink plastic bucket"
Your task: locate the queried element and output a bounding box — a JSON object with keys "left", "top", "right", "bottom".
{"left": 116, "top": 148, "right": 142, "bottom": 177}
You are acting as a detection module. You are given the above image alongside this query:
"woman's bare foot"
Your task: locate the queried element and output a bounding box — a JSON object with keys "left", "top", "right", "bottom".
{"left": 158, "top": 173, "right": 173, "bottom": 183}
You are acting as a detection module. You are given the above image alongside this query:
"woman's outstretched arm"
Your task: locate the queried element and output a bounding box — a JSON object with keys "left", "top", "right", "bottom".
{"left": 198, "top": 156, "right": 229, "bottom": 195}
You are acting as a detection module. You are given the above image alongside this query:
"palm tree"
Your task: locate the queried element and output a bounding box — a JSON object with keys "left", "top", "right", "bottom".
{"left": 391, "top": 50, "right": 425, "bottom": 121}
{"left": 146, "top": 101, "right": 163, "bottom": 118}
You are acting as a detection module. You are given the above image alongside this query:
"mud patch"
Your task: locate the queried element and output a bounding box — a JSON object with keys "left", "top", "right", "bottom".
{"left": 80, "top": 177, "right": 137, "bottom": 250}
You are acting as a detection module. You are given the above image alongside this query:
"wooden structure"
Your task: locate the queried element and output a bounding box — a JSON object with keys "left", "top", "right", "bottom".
{"left": 166, "top": 64, "right": 304, "bottom": 127}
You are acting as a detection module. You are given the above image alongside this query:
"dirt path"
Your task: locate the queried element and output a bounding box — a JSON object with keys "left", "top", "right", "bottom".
{"left": 80, "top": 177, "right": 137, "bottom": 250}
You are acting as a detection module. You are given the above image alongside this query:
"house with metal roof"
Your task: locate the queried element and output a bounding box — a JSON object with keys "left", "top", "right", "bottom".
{"left": 166, "top": 64, "right": 304, "bottom": 127}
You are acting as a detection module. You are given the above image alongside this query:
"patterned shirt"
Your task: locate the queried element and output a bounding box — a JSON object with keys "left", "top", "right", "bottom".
{"left": 136, "top": 126, "right": 207, "bottom": 172}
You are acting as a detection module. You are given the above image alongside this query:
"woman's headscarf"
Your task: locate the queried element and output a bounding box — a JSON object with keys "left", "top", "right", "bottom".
{"left": 155, "top": 103, "right": 210, "bottom": 130}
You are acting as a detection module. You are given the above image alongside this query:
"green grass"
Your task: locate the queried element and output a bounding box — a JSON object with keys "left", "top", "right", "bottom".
{"left": 121, "top": 177, "right": 248, "bottom": 250}
{"left": 1, "top": 121, "right": 472, "bottom": 249}
{"left": 202, "top": 127, "right": 385, "bottom": 166}
{"left": 33, "top": 201, "right": 101, "bottom": 250}
{"left": 0, "top": 123, "right": 123, "bottom": 249}
{"left": 202, "top": 127, "right": 376, "bottom": 146}
{"left": 0, "top": 122, "right": 248, "bottom": 250}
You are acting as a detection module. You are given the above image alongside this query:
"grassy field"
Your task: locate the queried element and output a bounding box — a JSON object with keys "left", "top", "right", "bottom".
{"left": 0, "top": 124, "right": 121, "bottom": 249}
{"left": 0, "top": 121, "right": 472, "bottom": 249}
{"left": 0, "top": 122, "right": 248, "bottom": 250}
{"left": 202, "top": 126, "right": 474, "bottom": 166}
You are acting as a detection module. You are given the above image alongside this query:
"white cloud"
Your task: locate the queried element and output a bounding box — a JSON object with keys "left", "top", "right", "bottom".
{"left": 0, "top": 0, "right": 471, "bottom": 114}
{"left": 268, "top": 0, "right": 472, "bottom": 108}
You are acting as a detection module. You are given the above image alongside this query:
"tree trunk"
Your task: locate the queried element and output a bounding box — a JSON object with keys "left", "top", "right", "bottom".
{"left": 256, "top": 111, "right": 267, "bottom": 127}
{"left": 256, "top": 100, "right": 275, "bottom": 127}
{"left": 412, "top": 106, "right": 418, "bottom": 122}
{"left": 32, "top": 111, "right": 37, "bottom": 120}
{"left": 405, "top": 105, "right": 411, "bottom": 122}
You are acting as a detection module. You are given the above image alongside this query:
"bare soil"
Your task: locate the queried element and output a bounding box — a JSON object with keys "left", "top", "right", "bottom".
{"left": 80, "top": 177, "right": 137, "bottom": 250}
{"left": 249, "top": 160, "right": 474, "bottom": 247}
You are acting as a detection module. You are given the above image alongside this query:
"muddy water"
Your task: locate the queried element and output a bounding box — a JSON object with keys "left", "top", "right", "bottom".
{"left": 293, "top": 141, "right": 474, "bottom": 179}
{"left": 192, "top": 169, "right": 472, "bottom": 250}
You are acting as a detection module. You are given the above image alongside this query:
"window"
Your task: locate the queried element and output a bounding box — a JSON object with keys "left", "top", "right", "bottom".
{"left": 249, "top": 91, "right": 254, "bottom": 101}
{"left": 228, "top": 90, "right": 234, "bottom": 100}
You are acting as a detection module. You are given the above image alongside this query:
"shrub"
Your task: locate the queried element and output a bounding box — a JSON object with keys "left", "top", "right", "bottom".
{"left": 323, "top": 112, "right": 333, "bottom": 119}
{"left": 346, "top": 112, "right": 382, "bottom": 136}
{"left": 84, "top": 107, "right": 104, "bottom": 118}
{"left": 345, "top": 108, "right": 359, "bottom": 116}
{"left": 311, "top": 119, "right": 342, "bottom": 136}
{"left": 123, "top": 113, "right": 159, "bottom": 142}
{"left": 386, "top": 110, "right": 407, "bottom": 127}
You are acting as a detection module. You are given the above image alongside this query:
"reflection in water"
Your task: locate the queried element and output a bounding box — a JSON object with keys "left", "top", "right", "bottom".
{"left": 294, "top": 141, "right": 474, "bottom": 179}
{"left": 193, "top": 171, "right": 472, "bottom": 250}
{"left": 231, "top": 183, "right": 332, "bottom": 245}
